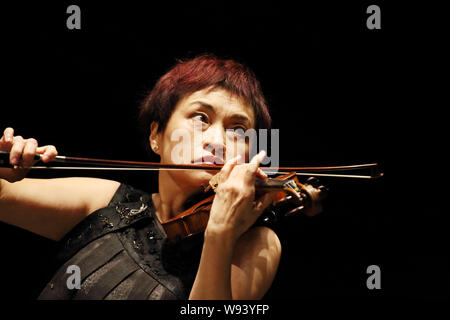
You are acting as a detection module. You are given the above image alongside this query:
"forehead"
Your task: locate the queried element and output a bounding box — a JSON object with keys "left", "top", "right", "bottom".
{"left": 176, "top": 87, "right": 255, "bottom": 124}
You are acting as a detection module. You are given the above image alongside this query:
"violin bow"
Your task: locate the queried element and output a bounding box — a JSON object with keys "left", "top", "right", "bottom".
{"left": 0, "top": 151, "right": 383, "bottom": 179}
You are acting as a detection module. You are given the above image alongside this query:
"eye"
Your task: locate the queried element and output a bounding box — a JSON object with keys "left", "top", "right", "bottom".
{"left": 192, "top": 113, "right": 209, "bottom": 124}
{"left": 229, "top": 123, "right": 248, "bottom": 133}
{"left": 232, "top": 125, "right": 247, "bottom": 131}
{"left": 227, "top": 127, "right": 247, "bottom": 138}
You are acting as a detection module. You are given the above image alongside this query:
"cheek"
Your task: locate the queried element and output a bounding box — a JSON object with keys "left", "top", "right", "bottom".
{"left": 160, "top": 126, "right": 197, "bottom": 164}
{"left": 225, "top": 137, "right": 250, "bottom": 162}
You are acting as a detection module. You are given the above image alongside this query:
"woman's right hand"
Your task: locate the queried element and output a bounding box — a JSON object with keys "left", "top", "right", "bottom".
{"left": 0, "top": 127, "right": 58, "bottom": 182}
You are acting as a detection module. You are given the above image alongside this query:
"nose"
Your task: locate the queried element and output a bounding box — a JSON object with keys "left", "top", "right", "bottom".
{"left": 203, "top": 125, "right": 226, "bottom": 160}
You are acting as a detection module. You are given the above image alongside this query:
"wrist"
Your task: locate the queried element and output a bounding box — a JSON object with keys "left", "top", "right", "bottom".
{"left": 204, "top": 224, "right": 238, "bottom": 248}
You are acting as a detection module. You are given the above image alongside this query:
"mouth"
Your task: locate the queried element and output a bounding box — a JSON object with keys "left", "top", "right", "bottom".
{"left": 192, "top": 155, "right": 224, "bottom": 165}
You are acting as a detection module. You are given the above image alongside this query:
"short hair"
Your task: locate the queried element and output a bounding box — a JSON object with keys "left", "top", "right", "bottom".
{"left": 139, "top": 54, "right": 272, "bottom": 138}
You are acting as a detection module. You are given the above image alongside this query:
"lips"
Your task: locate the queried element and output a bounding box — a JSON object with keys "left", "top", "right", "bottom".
{"left": 193, "top": 155, "right": 224, "bottom": 165}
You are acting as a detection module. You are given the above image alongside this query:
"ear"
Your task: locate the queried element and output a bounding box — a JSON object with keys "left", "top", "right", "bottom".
{"left": 149, "top": 122, "right": 161, "bottom": 155}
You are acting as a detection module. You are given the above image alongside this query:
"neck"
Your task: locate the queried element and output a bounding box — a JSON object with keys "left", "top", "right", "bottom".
{"left": 152, "top": 171, "right": 202, "bottom": 223}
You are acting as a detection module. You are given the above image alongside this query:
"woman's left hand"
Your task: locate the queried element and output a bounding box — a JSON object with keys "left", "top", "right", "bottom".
{"left": 206, "top": 151, "right": 274, "bottom": 244}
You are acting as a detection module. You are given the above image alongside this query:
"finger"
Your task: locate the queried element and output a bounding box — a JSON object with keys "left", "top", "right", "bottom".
{"left": 22, "top": 139, "right": 38, "bottom": 168}
{"left": 0, "top": 127, "right": 14, "bottom": 150}
{"left": 249, "top": 150, "right": 266, "bottom": 170}
{"left": 256, "top": 167, "right": 268, "bottom": 179}
{"left": 35, "top": 146, "right": 45, "bottom": 154}
{"left": 4, "top": 127, "right": 14, "bottom": 142}
{"left": 9, "top": 136, "right": 25, "bottom": 166}
{"left": 219, "top": 154, "right": 241, "bottom": 181}
{"left": 242, "top": 150, "right": 266, "bottom": 182}
{"left": 36, "top": 145, "right": 58, "bottom": 162}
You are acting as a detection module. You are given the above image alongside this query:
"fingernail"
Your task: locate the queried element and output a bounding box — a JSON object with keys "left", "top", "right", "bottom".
{"left": 11, "top": 157, "right": 18, "bottom": 165}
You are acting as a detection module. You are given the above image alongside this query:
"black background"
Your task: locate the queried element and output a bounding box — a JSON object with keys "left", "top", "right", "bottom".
{"left": 0, "top": 0, "right": 447, "bottom": 305}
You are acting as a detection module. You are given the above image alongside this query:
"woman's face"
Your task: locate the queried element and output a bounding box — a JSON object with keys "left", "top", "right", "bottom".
{"left": 151, "top": 87, "right": 255, "bottom": 190}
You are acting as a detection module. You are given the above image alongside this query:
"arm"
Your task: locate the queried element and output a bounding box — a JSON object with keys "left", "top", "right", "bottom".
{"left": 230, "top": 226, "right": 281, "bottom": 299}
{"left": 189, "top": 152, "right": 281, "bottom": 300}
{"left": 0, "top": 127, "right": 120, "bottom": 241}
{"left": 189, "top": 227, "right": 235, "bottom": 299}
{"left": 190, "top": 226, "right": 281, "bottom": 300}
{"left": 0, "top": 177, "right": 120, "bottom": 241}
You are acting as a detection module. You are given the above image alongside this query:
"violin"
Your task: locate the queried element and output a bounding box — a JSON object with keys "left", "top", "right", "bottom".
{"left": 0, "top": 150, "right": 383, "bottom": 242}
{"left": 162, "top": 172, "right": 328, "bottom": 242}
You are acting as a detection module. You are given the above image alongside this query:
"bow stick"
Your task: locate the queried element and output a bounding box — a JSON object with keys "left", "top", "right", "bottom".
{"left": 0, "top": 151, "right": 383, "bottom": 179}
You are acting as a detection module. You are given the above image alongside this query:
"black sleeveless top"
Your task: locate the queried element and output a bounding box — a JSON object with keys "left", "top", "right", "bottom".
{"left": 38, "top": 183, "right": 203, "bottom": 300}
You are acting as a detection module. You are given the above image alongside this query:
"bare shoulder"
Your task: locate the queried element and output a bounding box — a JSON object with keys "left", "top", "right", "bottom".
{"left": 61, "top": 177, "right": 121, "bottom": 215}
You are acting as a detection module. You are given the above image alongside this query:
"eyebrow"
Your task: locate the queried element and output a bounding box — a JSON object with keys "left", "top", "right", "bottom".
{"left": 190, "top": 100, "right": 253, "bottom": 125}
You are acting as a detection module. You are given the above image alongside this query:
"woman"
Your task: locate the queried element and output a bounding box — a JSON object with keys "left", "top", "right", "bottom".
{"left": 0, "top": 54, "right": 281, "bottom": 300}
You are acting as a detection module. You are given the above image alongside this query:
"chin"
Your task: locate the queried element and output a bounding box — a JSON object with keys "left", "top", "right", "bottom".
{"left": 187, "top": 170, "right": 214, "bottom": 186}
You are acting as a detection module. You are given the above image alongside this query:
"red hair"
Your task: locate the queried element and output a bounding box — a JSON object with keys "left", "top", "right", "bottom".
{"left": 139, "top": 54, "right": 272, "bottom": 136}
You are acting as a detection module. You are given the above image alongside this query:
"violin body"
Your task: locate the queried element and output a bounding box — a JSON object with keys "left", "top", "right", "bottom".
{"left": 162, "top": 194, "right": 215, "bottom": 243}
{"left": 161, "top": 172, "right": 328, "bottom": 242}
